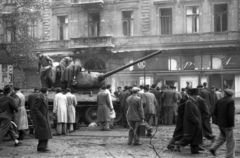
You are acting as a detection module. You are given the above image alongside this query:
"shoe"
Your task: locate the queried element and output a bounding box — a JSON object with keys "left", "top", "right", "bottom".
{"left": 191, "top": 151, "right": 201, "bottom": 154}
{"left": 14, "top": 142, "right": 22, "bottom": 147}
{"left": 198, "top": 146, "right": 205, "bottom": 151}
{"left": 103, "top": 129, "right": 111, "bottom": 131}
{"left": 146, "top": 133, "right": 152, "bottom": 137}
{"left": 133, "top": 143, "right": 142, "bottom": 146}
{"left": 127, "top": 142, "right": 132, "bottom": 145}
{"left": 174, "top": 141, "right": 187, "bottom": 146}
{"left": 209, "top": 149, "right": 216, "bottom": 156}
{"left": 53, "top": 133, "right": 61, "bottom": 136}
{"left": 37, "top": 148, "right": 50, "bottom": 152}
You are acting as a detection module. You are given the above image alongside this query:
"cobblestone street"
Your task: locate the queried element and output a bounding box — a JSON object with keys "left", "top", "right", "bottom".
{"left": 1, "top": 115, "right": 240, "bottom": 158}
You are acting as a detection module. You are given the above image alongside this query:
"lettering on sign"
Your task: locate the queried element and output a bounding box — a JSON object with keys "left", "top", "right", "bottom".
{"left": 138, "top": 61, "right": 146, "bottom": 69}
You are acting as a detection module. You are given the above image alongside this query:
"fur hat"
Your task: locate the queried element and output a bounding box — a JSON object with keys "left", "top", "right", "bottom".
{"left": 224, "top": 89, "right": 234, "bottom": 96}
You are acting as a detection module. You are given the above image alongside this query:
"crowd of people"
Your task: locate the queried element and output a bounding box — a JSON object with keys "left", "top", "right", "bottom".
{"left": 0, "top": 81, "right": 237, "bottom": 157}
{"left": 109, "top": 82, "right": 236, "bottom": 157}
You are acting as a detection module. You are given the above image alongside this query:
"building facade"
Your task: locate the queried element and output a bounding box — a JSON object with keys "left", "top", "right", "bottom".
{"left": 1, "top": 0, "right": 239, "bottom": 96}
{"left": 34, "top": 0, "right": 240, "bottom": 96}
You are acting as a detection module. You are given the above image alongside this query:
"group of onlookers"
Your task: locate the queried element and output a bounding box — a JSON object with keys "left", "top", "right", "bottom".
{"left": 113, "top": 82, "right": 236, "bottom": 157}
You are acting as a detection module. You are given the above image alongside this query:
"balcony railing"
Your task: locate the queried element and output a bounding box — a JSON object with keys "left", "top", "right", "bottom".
{"left": 37, "top": 31, "right": 239, "bottom": 51}
{"left": 71, "top": 0, "right": 104, "bottom": 4}
{"left": 37, "top": 40, "right": 70, "bottom": 50}
{"left": 69, "top": 36, "right": 114, "bottom": 48}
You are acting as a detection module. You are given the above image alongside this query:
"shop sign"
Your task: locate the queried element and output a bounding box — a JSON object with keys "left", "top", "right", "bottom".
{"left": 138, "top": 61, "right": 146, "bottom": 69}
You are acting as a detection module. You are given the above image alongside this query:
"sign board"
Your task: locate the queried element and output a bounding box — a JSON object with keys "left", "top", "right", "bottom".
{"left": 138, "top": 61, "right": 146, "bottom": 69}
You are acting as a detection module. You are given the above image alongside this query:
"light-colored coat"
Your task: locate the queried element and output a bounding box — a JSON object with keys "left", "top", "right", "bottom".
{"left": 97, "top": 90, "right": 111, "bottom": 122}
{"left": 14, "top": 91, "right": 28, "bottom": 130}
{"left": 53, "top": 93, "right": 68, "bottom": 123}
{"left": 143, "top": 91, "right": 157, "bottom": 115}
{"left": 65, "top": 92, "right": 77, "bottom": 123}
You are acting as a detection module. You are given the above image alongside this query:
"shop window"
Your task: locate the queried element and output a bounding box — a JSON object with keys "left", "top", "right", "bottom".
{"left": 186, "top": 6, "right": 199, "bottom": 33}
{"left": 235, "top": 75, "right": 240, "bottom": 97}
{"left": 212, "top": 55, "right": 223, "bottom": 69}
{"left": 223, "top": 74, "right": 234, "bottom": 90}
{"left": 140, "top": 77, "right": 152, "bottom": 86}
{"left": 168, "top": 56, "right": 181, "bottom": 70}
{"left": 182, "top": 56, "right": 195, "bottom": 70}
{"left": 202, "top": 55, "right": 211, "bottom": 70}
{"left": 58, "top": 16, "right": 68, "bottom": 40}
{"left": 159, "top": 8, "right": 172, "bottom": 35}
{"left": 222, "top": 54, "right": 240, "bottom": 69}
{"left": 194, "top": 55, "right": 201, "bottom": 70}
{"left": 214, "top": 4, "right": 228, "bottom": 32}
{"left": 88, "top": 13, "right": 100, "bottom": 37}
{"left": 122, "top": 11, "right": 133, "bottom": 36}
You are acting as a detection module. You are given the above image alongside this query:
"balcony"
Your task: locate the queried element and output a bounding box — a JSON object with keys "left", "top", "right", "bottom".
{"left": 69, "top": 36, "right": 114, "bottom": 48}
{"left": 71, "top": 0, "right": 104, "bottom": 9}
{"left": 36, "top": 40, "right": 70, "bottom": 50}
{"left": 113, "top": 31, "right": 240, "bottom": 52}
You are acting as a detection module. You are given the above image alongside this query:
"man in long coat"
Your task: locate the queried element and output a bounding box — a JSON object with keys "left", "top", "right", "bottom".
{"left": 209, "top": 89, "right": 236, "bottom": 158}
{"left": 119, "top": 86, "right": 131, "bottom": 128}
{"left": 59, "top": 56, "right": 73, "bottom": 82}
{"left": 196, "top": 92, "right": 215, "bottom": 142}
{"left": 53, "top": 88, "right": 68, "bottom": 135}
{"left": 150, "top": 84, "right": 161, "bottom": 125}
{"left": 65, "top": 88, "right": 77, "bottom": 133}
{"left": 97, "top": 85, "right": 113, "bottom": 131}
{"left": 126, "top": 87, "right": 144, "bottom": 145}
{"left": 143, "top": 86, "right": 157, "bottom": 127}
{"left": 14, "top": 87, "right": 28, "bottom": 140}
{"left": 32, "top": 87, "right": 52, "bottom": 152}
{"left": 162, "top": 86, "right": 177, "bottom": 125}
{"left": 175, "top": 88, "right": 203, "bottom": 154}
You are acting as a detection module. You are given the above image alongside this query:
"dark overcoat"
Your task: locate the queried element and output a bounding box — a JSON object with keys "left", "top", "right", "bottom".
{"left": 182, "top": 97, "right": 202, "bottom": 146}
{"left": 199, "top": 89, "right": 211, "bottom": 110}
{"left": 97, "top": 90, "right": 111, "bottom": 122}
{"left": 32, "top": 94, "right": 52, "bottom": 140}
{"left": 28, "top": 92, "right": 40, "bottom": 119}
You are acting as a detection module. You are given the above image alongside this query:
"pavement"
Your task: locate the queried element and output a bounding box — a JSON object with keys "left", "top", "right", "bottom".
{"left": 0, "top": 115, "right": 240, "bottom": 158}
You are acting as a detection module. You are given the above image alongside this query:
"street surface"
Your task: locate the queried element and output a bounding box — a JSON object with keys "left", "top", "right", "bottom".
{"left": 0, "top": 115, "right": 240, "bottom": 158}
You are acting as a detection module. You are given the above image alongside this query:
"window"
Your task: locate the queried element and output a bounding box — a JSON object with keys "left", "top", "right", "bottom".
{"left": 186, "top": 6, "right": 199, "bottom": 33}
{"left": 159, "top": 8, "right": 172, "bottom": 35}
{"left": 168, "top": 56, "right": 181, "bottom": 70}
{"left": 214, "top": 4, "right": 228, "bottom": 32}
{"left": 29, "top": 20, "right": 37, "bottom": 37}
{"left": 88, "top": 13, "right": 100, "bottom": 37}
{"left": 122, "top": 11, "right": 133, "bottom": 36}
{"left": 58, "top": 16, "right": 68, "bottom": 40}
{"left": 5, "top": 20, "right": 15, "bottom": 43}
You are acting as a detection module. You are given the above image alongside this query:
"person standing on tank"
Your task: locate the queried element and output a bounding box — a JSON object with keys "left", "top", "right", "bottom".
{"left": 37, "top": 52, "right": 54, "bottom": 88}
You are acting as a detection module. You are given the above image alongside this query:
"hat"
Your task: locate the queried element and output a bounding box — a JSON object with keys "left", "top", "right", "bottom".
{"left": 132, "top": 87, "right": 140, "bottom": 92}
{"left": 197, "top": 84, "right": 203, "bottom": 88}
{"left": 224, "top": 89, "right": 234, "bottom": 96}
{"left": 187, "top": 88, "right": 199, "bottom": 95}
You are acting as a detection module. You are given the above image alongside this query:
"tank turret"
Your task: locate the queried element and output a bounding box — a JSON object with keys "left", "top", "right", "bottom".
{"left": 74, "top": 50, "right": 163, "bottom": 88}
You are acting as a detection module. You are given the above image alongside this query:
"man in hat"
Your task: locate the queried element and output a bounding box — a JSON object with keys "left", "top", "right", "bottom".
{"left": 126, "top": 87, "right": 144, "bottom": 145}
{"left": 209, "top": 89, "right": 236, "bottom": 158}
{"left": 174, "top": 88, "right": 203, "bottom": 154}
{"left": 32, "top": 87, "right": 52, "bottom": 152}
{"left": 119, "top": 86, "right": 131, "bottom": 128}
{"left": 150, "top": 84, "right": 161, "bottom": 125}
{"left": 37, "top": 52, "right": 54, "bottom": 88}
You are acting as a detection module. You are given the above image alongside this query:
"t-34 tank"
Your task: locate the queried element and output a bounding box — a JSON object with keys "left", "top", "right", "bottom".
{"left": 69, "top": 50, "right": 163, "bottom": 124}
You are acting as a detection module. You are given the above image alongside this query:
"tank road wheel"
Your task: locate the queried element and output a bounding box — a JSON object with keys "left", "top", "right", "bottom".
{"left": 85, "top": 107, "right": 98, "bottom": 124}
{"left": 114, "top": 107, "right": 122, "bottom": 123}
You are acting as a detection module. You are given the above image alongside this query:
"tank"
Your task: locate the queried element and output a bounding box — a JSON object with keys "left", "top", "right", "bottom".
{"left": 24, "top": 50, "right": 163, "bottom": 125}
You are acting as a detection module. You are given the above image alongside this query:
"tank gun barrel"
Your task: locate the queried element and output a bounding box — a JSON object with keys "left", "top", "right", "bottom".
{"left": 99, "top": 50, "right": 163, "bottom": 81}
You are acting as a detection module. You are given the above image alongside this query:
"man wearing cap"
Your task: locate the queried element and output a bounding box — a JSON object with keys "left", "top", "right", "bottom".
{"left": 209, "top": 89, "right": 236, "bottom": 158}
{"left": 126, "top": 87, "right": 144, "bottom": 145}
{"left": 174, "top": 88, "right": 203, "bottom": 154}
{"left": 32, "top": 87, "right": 52, "bottom": 152}
{"left": 37, "top": 52, "right": 54, "bottom": 88}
